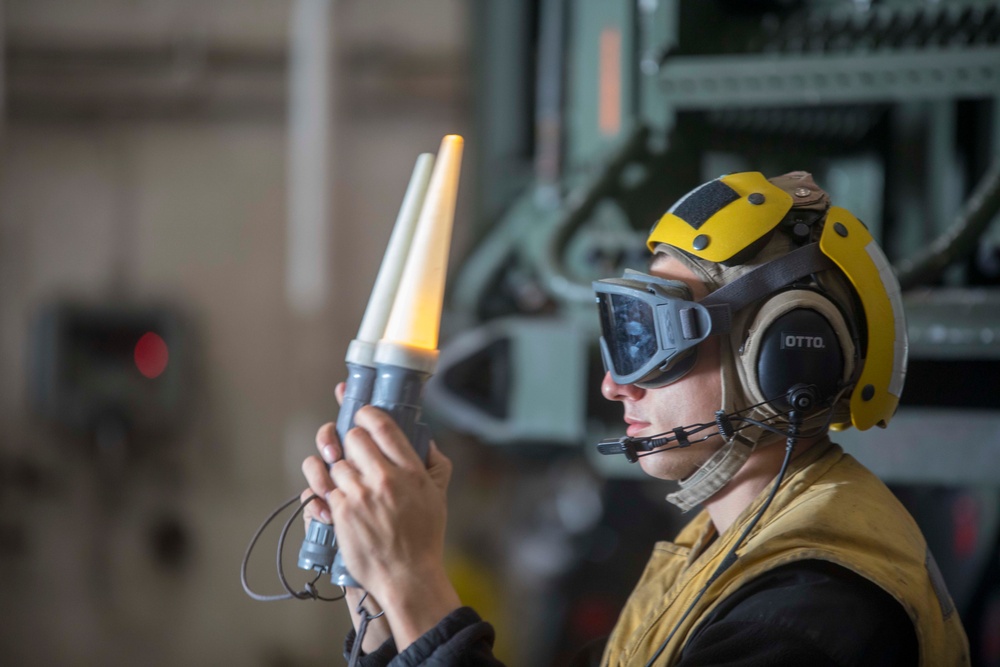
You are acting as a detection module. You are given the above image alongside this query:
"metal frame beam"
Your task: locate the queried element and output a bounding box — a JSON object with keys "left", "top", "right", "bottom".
{"left": 656, "top": 47, "right": 1000, "bottom": 108}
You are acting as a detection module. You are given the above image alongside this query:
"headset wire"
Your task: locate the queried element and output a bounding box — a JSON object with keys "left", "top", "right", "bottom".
{"left": 644, "top": 409, "right": 803, "bottom": 667}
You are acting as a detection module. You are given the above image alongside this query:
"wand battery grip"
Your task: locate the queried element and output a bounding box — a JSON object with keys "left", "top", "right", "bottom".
{"left": 328, "top": 362, "right": 431, "bottom": 588}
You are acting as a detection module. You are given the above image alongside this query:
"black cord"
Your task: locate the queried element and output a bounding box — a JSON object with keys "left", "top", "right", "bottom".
{"left": 241, "top": 493, "right": 300, "bottom": 602}
{"left": 735, "top": 383, "right": 850, "bottom": 443}
{"left": 348, "top": 592, "right": 386, "bottom": 667}
{"left": 241, "top": 492, "right": 345, "bottom": 603}
{"left": 644, "top": 412, "right": 802, "bottom": 667}
{"left": 277, "top": 494, "right": 346, "bottom": 602}
{"left": 243, "top": 491, "right": 381, "bottom": 667}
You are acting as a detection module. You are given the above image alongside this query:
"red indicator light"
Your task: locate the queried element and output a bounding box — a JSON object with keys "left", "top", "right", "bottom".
{"left": 135, "top": 332, "right": 169, "bottom": 379}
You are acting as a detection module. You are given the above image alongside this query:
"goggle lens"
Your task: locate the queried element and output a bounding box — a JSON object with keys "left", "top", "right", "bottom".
{"left": 597, "top": 293, "right": 658, "bottom": 377}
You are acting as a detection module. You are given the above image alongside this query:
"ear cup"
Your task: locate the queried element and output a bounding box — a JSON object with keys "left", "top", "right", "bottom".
{"left": 739, "top": 289, "right": 856, "bottom": 415}
{"left": 756, "top": 308, "right": 844, "bottom": 410}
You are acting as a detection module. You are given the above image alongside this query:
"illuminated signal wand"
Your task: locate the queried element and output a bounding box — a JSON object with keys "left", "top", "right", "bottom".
{"left": 241, "top": 135, "right": 463, "bottom": 604}
{"left": 299, "top": 135, "right": 464, "bottom": 587}
{"left": 295, "top": 151, "right": 434, "bottom": 577}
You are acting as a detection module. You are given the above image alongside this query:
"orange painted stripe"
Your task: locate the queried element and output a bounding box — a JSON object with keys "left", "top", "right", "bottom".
{"left": 599, "top": 27, "right": 621, "bottom": 136}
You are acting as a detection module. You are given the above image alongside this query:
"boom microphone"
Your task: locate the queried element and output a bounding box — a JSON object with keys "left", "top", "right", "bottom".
{"left": 596, "top": 422, "right": 706, "bottom": 462}
{"left": 596, "top": 385, "right": 821, "bottom": 462}
{"left": 596, "top": 437, "right": 645, "bottom": 462}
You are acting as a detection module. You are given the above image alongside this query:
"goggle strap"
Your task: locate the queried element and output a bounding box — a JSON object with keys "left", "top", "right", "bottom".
{"left": 680, "top": 304, "right": 731, "bottom": 339}
{"left": 700, "top": 243, "right": 836, "bottom": 318}
{"left": 703, "top": 304, "right": 733, "bottom": 335}
{"left": 679, "top": 308, "right": 701, "bottom": 339}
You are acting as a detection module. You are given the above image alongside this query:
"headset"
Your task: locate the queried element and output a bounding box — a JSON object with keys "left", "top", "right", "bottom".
{"left": 741, "top": 286, "right": 854, "bottom": 414}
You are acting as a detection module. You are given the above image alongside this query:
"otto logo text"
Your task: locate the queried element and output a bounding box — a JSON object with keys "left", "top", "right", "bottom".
{"left": 781, "top": 333, "right": 826, "bottom": 349}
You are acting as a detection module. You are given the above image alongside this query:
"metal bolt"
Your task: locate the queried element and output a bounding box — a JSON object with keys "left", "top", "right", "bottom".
{"left": 794, "top": 187, "right": 812, "bottom": 198}
{"left": 693, "top": 234, "right": 710, "bottom": 251}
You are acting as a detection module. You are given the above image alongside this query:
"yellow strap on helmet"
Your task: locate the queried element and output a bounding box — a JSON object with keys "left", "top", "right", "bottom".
{"left": 646, "top": 172, "right": 793, "bottom": 262}
{"left": 819, "top": 207, "right": 908, "bottom": 430}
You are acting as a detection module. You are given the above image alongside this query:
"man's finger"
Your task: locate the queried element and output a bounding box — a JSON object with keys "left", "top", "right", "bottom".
{"left": 302, "top": 455, "right": 336, "bottom": 498}
{"left": 316, "top": 422, "right": 342, "bottom": 464}
{"left": 329, "top": 459, "right": 365, "bottom": 497}
{"left": 341, "top": 425, "right": 390, "bottom": 480}
{"left": 426, "top": 442, "right": 453, "bottom": 493}
{"left": 335, "top": 382, "right": 346, "bottom": 406}
{"left": 353, "top": 405, "right": 424, "bottom": 469}
{"left": 300, "top": 487, "right": 331, "bottom": 524}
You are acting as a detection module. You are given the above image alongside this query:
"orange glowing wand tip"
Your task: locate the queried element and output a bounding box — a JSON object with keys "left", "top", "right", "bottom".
{"left": 377, "top": 134, "right": 464, "bottom": 373}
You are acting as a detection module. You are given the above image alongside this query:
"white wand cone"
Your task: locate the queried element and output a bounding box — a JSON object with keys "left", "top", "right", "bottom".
{"left": 346, "top": 153, "right": 435, "bottom": 366}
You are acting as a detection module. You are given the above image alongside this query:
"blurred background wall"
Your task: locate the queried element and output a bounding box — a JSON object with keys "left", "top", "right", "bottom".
{"left": 0, "top": 1, "right": 469, "bottom": 665}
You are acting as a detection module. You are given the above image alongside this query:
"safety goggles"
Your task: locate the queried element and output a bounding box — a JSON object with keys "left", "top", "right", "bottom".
{"left": 593, "top": 270, "right": 713, "bottom": 388}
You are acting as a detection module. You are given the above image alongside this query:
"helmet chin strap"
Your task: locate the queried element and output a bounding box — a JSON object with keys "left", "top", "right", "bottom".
{"left": 662, "top": 323, "right": 762, "bottom": 513}
{"left": 663, "top": 392, "right": 823, "bottom": 512}
{"left": 664, "top": 434, "right": 754, "bottom": 512}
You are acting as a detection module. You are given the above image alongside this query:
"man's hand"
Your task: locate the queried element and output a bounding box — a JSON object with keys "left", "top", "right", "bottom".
{"left": 299, "top": 407, "right": 453, "bottom": 536}
{"left": 300, "top": 384, "right": 395, "bottom": 651}
{"left": 324, "top": 405, "right": 460, "bottom": 652}
{"left": 299, "top": 385, "right": 459, "bottom": 653}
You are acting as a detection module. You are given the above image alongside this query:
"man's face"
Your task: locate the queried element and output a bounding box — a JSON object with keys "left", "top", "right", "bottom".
{"left": 600, "top": 254, "right": 725, "bottom": 481}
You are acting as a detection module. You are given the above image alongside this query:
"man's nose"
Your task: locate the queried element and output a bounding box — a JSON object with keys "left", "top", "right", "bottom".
{"left": 601, "top": 371, "right": 645, "bottom": 402}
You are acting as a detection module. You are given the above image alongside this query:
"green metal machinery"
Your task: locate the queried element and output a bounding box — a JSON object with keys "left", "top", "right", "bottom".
{"left": 427, "top": 0, "right": 1000, "bottom": 483}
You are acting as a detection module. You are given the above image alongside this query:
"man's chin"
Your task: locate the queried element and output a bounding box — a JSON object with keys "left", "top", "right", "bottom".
{"left": 637, "top": 454, "right": 697, "bottom": 482}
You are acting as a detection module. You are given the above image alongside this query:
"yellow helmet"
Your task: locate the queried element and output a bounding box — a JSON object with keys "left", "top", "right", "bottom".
{"left": 646, "top": 171, "right": 906, "bottom": 430}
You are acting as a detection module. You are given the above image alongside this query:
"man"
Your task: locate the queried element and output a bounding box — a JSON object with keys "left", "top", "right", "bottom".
{"left": 301, "top": 171, "right": 970, "bottom": 665}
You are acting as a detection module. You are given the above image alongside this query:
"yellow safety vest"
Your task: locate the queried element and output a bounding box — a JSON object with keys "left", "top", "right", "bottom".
{"left": 602, "top": 440, "right": 970, "bottom": 666}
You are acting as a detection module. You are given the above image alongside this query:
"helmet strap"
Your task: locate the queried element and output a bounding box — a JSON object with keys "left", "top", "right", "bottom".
{"left": 665, "top": 435, "right": 754, "bottom": 512}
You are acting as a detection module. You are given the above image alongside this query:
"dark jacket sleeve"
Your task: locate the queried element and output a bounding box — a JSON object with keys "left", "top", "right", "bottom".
{"left": 344, "top": 607, "right": 506, "bottom": 667}
{"left": 344, "top": 561, "right": 916, "bottom": 666}
{"left": 676, "top": 560, "right": 919, "bottom": 667}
